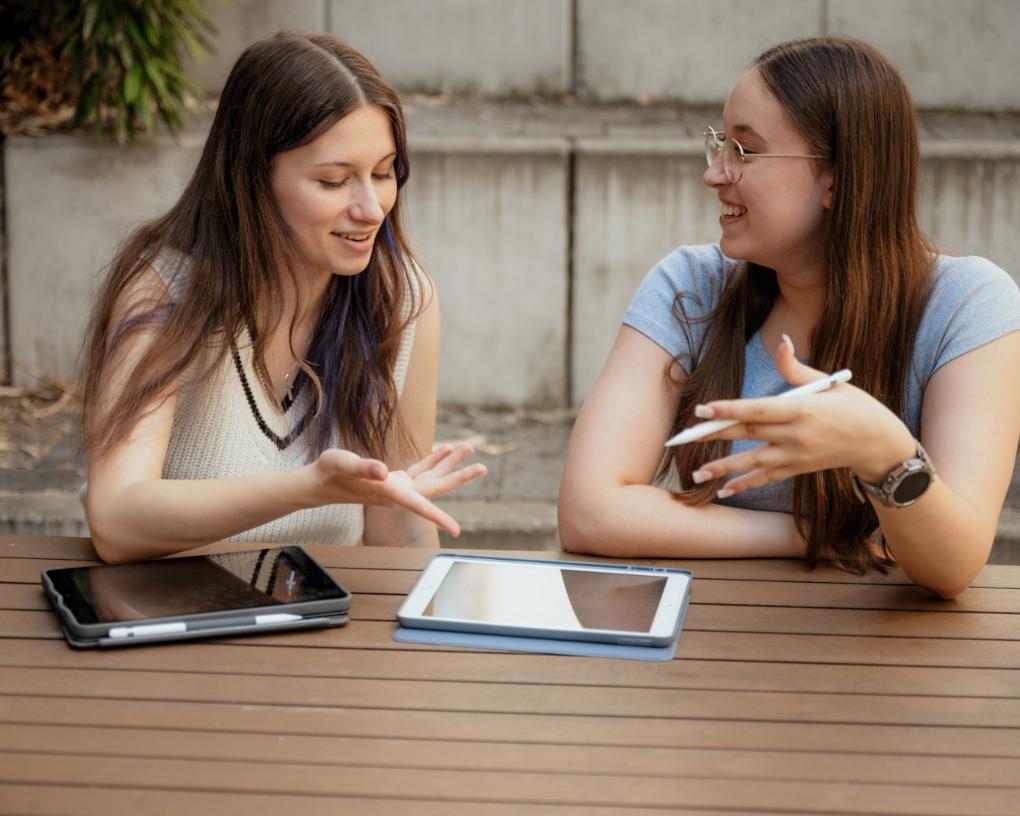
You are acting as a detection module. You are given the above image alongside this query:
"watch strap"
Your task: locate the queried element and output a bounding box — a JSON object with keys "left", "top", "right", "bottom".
{"left": 851, "top": 440, "right": 935, "bottom": 508}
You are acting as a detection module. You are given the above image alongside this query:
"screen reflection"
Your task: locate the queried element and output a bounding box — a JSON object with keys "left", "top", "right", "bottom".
{"left": 423, "top": 562, "right": 667, "bottom": 633}
{"left": 50, "top": 547, "right": 343, "bottom": 624}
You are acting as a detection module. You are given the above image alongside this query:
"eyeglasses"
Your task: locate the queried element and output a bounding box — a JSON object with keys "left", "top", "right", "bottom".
{"left": 704, "top": 126, "right": 825, "bottom": 184}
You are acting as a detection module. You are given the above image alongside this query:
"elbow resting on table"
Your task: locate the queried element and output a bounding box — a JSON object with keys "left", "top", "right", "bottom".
{"left": 84, "top": 496, "right": 127, "bottom": 563}
{"left": 920, "top": 578, "right": 971, "bottom": 601}
{"left": 897, "top": 524, "right": 995, "bottom": 601}
{"left": 915, "top": 566, "right": 983, "bottom": 601}
{"left": 88, "top": 528, "right": 133, "bottom": 565}
{"left": 85, "top": 500, "right": 148, "bottom": 564}
{"left": 557, "top": 492, "right": 626, "bottom": 557}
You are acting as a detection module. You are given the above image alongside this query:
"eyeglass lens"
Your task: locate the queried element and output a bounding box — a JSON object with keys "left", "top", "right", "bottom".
{"left": 704, "top": 130, "right": 742, "bottom": 183}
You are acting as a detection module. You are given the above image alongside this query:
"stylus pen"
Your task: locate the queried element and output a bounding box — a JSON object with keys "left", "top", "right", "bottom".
{"left": 107, "top": 612, "right": 303, "bottom": 639}
{"left": 664, "top": 368, "right": 853, "bottom": 448}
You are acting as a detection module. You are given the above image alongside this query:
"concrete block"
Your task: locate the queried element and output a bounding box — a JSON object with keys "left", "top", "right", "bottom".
{"left": 0, "top": 270, "right": 6, "bottom": 383}
{"left": 828, "top": 0, "right": 1020, "bottom": 111}
{"left": 1, "top": 154, "right": 8, "bottom": 384}
{"left": 577, "top": 0, "right": 822, "bottom": 103}
{"left": 404, "top": 138, "right": 570, "bottom": 408}
{"left": 328, "top": 0, "right": 571, "bottom": 96}
{"left": 571, "top": 140, "right": 721, "bottom": 403}
{"left": 918, "top": 146, "right": 1020, "bottom": 279}
{"left": 185, "top": 0, "right": 326, "bottom": 97}
{"left": 5, "top": 135, "right": 202, "bottom": 384}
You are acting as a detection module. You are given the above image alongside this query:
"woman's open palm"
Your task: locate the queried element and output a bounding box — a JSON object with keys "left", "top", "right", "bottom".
{"left": 313, "top": 445, "right": 486, "bottom": 535}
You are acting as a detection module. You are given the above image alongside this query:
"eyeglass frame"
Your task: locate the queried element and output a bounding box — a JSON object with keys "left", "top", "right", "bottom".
{"left": 704, "top": 126, "right": 825, "bottom": 184}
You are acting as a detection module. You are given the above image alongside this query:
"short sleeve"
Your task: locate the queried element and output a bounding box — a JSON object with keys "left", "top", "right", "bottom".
{"left": 913, "top": 256, "right": 1020, "bottom": 388}
{"left": 622, "top": 244, "right": 732, "bottom": 372}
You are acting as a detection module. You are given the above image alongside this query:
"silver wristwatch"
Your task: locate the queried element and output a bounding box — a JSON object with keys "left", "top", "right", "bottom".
{"left": 851, "top": 440, "right": 936, "bottom": 508}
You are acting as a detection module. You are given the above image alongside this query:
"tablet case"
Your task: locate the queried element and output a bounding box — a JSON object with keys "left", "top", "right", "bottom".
{"left": 393, "top": 619, "right": 684, "bottom": 662}
{"left": 42, "top": 546, "right": 351, "bottom": 649}
{"left": 59, "top": 614, "right": 351, "bottom": 649}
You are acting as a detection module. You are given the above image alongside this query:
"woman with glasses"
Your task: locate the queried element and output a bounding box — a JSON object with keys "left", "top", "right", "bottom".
{"left": 558, "top": 37, "right": 1020, "bottom": 597}
{"left": 79, "top": 33, "right": 485, "bottom": 563}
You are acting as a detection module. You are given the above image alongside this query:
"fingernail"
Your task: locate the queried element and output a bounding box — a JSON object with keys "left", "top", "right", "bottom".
{"left": 717, "top": 488, "right": 735, "bottom": 499}
{"left": 691, "top": 469, "right": 712, "bottom": 484}
{"left": 694, "top": 404, "right": 715, "bottom": 419}
{"left": 782, "top": 333, "right": 794, "bottom": 353}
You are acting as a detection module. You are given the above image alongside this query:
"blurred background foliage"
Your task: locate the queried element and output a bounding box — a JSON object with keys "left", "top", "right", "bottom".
{"left": 0, "top": 0, "right": 216, "bottom": 141}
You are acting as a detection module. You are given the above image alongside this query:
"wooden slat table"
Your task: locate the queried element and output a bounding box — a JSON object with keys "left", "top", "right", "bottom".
{"left": 1, "top": 535, "right": 1018, "bottom": 815}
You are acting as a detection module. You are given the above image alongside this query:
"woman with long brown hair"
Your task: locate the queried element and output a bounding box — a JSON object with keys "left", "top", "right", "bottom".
{"left": 80, "top": 32, "right": 485, "bottom": 563}
{"left": 559, "top": 37, "right": 1020, "bottom": 597}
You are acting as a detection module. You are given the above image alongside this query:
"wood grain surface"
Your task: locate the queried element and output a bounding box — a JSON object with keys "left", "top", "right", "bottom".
{"left": 2, "top": 534, "right": 1018, "bottom": 815}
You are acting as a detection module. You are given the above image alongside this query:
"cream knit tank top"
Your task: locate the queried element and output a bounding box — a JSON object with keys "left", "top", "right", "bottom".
{"left": 158, "top": 252, "right": 417, "bottom": 546}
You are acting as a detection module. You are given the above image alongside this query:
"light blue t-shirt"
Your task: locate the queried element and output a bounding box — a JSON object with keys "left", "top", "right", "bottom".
{"left": 623, "top": 244, "right": 1020, "bottom": 512}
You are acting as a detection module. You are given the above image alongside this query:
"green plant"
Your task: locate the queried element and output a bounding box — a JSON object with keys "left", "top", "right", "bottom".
{"left": 59, "top": 0, "right": 216, "bottom": 140}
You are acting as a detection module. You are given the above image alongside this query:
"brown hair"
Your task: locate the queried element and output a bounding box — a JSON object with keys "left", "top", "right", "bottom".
{"left": 80, "top": 32, "right": 423, "bottom": 461}
{"left": 663, "top": 37, "right": 935, "bottom": 573}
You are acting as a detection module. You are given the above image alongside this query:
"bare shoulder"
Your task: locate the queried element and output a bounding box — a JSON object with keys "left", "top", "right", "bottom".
{"left": 107, "top": 260, "right": 175, "bottom": 326}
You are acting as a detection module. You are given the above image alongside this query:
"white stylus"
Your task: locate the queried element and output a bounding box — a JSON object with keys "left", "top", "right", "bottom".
{"left": 664, "top": 368, "right": 853, "bottom": 448}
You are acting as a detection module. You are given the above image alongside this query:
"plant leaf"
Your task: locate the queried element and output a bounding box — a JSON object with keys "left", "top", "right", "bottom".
{"left": 82, "top": 2, "right": 99, "bottom": 39}
{"left": 123, "top": 63, "right": 143, "bottom": 103}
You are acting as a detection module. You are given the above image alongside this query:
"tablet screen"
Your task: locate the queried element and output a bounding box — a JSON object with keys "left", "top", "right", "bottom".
{"left": 422, "top": 560, "right": 668, "bottom": 634}
{"left": 47, "top": 547, "right": 347, "bottom": 624}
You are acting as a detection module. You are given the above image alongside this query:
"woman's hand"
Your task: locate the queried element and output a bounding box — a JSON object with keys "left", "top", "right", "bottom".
{"left": 689, "top": 335, "right": 916, "bottom": 499}
{"left": 309, "top": 445, "right": 486, "bottom": 536}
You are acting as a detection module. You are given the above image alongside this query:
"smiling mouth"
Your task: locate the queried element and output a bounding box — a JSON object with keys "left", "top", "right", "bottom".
{"left": 721, "top": 203, "right": 747, "bottom": 217}
{"left": 333, "top": 231, "right": 372, "bottom": 243}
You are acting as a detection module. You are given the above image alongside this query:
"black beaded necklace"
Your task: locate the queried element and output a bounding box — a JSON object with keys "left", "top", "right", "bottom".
{"left": 231, "top": 347, "right": 312, "bottom": 451}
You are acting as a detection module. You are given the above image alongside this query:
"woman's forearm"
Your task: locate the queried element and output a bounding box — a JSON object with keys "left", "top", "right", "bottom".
{"left": 871, "top": 480, "right": 993, "bottom": 598}
{"left": 87, "top": 467, "right": 322, "bottom": 562}
{"left": 559, "top": 482, "right": 805, "bottom": 559}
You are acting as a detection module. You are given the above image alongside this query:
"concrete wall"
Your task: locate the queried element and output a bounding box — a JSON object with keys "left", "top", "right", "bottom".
{"left": 571, "top": 141, "right": 719, "bottom": 399}
{"left": 828, "top": 0, "right": 1020, "bottom": 111}
{"left": 189, "top": 0, "right": 572, "bottom": 98}
{"left": 404, "top": 139, "right": 570, "bottom": 407}
{"left": 919, "top": 148, "right": 1020, "bottom": 272}
{"left": 7, "top": 133, "right": 1018, "bottom": 405}
{"left": 575, "top": 0, "right": 1020, "bottom": 110}
{"left": 3, "top": 134, "right": 569, "bottom": 408}
{"left": 185, "top": 0, "right": 326, "bottom": 96}
{"left": 329, "top": 0, "right": 572, "bottom": 97}
{"left": 569, "top": 142, "right": 1020, "bottom": 402}
{"left": 1, "top": 152, "right": 7, "bottom": 384}
{"left": 5, "top": 0, "right": 1020, "bottom": 401}
{"left": 188, "top": 0, "right": 1020, "bottom": 111}
{"left": 576, "top": 0, "right": 822, "bottom": 103}
{"left": 5, "top": 135, "right": 203, "bottom": 383}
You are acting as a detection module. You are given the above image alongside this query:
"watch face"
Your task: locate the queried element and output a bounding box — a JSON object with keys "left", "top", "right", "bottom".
{"left": 893, "top": 470, "right": 932, "bottom": 504}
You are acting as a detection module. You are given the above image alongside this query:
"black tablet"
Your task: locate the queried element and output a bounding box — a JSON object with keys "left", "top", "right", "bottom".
{"left": 41, "top": 546, "right": 351, "bottom": 648}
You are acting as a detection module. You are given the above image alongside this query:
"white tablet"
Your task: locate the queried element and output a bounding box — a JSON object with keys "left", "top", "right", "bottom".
{"left": 397, "top": 554, "right": 692, "bottom": 647}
